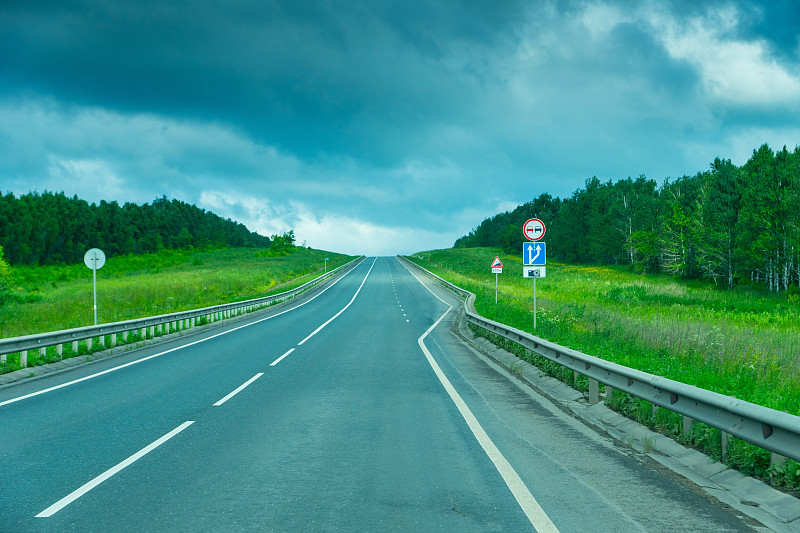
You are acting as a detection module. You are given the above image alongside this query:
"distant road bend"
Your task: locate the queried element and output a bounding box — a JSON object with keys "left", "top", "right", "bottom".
{"left": 2, "top": 257, "right": 758, "bottom": 531}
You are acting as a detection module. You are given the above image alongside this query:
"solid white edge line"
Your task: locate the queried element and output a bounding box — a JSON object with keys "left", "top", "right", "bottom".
{"left": 417, "top": 312, "right": 559, "bottom": 533}
{"left": 270, "top": 348, "right": 295, "bottom": 367}
{"left": 1, "top": 260, "right": 364, "bottom": 408}
{"left": 296, "top": 257, "right": 377, "bottom": 346}
{"left": 213, "top": 373, "right": 263, "bottom": 406}
{"left": 36, "top": 420, "right": 195, "bottom": 518}
{"left": 406, "top": 255, "right": 560, "bottom": 533}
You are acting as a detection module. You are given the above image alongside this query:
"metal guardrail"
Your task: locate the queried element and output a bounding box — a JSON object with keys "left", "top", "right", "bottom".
{"left": 400, "top": 256, "right": 800, "bottom": 464}
{"left": 0, "top": 257, "right": 364, "bottom": 363}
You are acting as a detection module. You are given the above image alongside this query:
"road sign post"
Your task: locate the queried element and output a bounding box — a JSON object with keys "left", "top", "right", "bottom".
{"left": 83, "top": 248, "right": 106, "bottom": 325}
{"left": 522, "top": 217, "right": 546, "bottom": 329}
{"left": 490, "top": 257, "right": 503, "bottom": 305}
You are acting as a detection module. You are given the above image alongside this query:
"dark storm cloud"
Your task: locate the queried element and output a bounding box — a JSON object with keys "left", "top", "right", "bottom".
{"left": 1, "top": 0, "right": 799, "bottom": 254}
{"left": 0, "top": 0, "right": 528, "bottom": 163}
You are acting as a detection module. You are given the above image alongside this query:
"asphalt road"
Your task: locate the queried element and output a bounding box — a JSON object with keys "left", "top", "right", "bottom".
{"left": 1, "top": 257, "right": 759, "bottom": 532}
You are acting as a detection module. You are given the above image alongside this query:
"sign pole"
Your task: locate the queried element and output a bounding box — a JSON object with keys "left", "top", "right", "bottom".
{"left": 522, "top": 218, "right": 546, "bottom": 332}
{"left": 92, "top": 266, "right": 98, "bottom": 325}
{"left": 490, "top": 256, "right": 503, "bottom": 315}
{"left": 533, "top": 277, "right": 537, "bottom": 330}
{"left": 84, "top": 248, "right": 106, "bottom": 327}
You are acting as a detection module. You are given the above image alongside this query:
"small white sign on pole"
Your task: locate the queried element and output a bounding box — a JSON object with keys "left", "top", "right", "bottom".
{"left": 523, "top": 266, "right": 546, "bottom": 278}
{"left": 490, "top": 257, "right": 503, "bottom": 305}
{"left": 84, "top": 248, "right": 106, "bottom": 325}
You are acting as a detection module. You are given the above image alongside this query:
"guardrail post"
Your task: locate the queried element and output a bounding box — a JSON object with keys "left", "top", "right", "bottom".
{"left": 721, "top": 431, "right": 729, "bottom": 461}
{"left": 40, "top": 347, "right": 46, "bottom": 362}
{"left": 652, "top": 404, "right": 659, "bottom": 417}
{"left": 21, "top": 350, "right": 27, "bottom": 368}
{"left": 605, "top": 386, "right": 615, "bottom": 404}
{"left": 149, "top": 326, "right": 154, "bottom": 338}
{"left": 771, "top": 452, "right": 787, "bottom": 467}
{"left": 56, "top": 343, "right": 63, "bottom": 360}
{"left": 72, "top": 340, "right": 78, "bottom": 353}
{"left": 682, "top": 415, "right": 694, "bottom": 438}
{"left": 191, "top": 317, "right": 195, "bottom": 328}
{"left": 87, "top": 337, "right": 93, "bottom": 351}
{"left": 111, "top": 333, "right": 116, "bottom": 347}
{"left": 97, "top": 335, "right": 104, "bottom": 348}
{"left": 589, "top": 378, "right": 599, "bottom": 405}
{"left": 122, "top": 331, "right": 128, "bottom": 342}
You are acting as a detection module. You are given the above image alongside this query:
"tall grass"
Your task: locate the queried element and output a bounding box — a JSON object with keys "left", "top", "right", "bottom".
{"left": 1, "top": 247, "right": 353, "bottom": 339}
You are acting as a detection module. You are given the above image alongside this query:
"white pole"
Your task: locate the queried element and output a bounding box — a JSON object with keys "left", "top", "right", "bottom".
{"left": 93, "top": 265, "right": 98, "bottom": 325}
{"left": 533, "top": 276, "right": 537, "bottom": 330}
{"left": 495, "top": 272, "right": 498, "bottom": 304}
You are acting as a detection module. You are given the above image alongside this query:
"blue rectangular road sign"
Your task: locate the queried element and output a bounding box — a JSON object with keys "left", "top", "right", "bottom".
{"left": 523, "top": 242, "right": 546, "bottom": 266}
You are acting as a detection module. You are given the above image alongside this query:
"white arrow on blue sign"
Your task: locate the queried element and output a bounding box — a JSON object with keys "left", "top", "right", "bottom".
{"left": 523, "top": 242, "right": 546, "bottom": 266}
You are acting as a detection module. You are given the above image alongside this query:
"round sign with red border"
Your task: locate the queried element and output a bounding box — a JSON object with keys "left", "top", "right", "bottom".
{"left": 523, "top": 218, "right": 546, "bottom": 241}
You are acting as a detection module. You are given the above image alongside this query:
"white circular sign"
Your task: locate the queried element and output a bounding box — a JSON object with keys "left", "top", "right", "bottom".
{"left": 523, "top": 218, "right": 546, "bottom": 241}
{"left": 84, "top": 248, "right": 106, "bottom": 270}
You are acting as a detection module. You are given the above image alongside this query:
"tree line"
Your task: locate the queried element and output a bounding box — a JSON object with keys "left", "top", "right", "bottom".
{"left": 455, "top": 143, "right": 800, "bottom": 292}
{"left": 0, "top": 192, "right": 273, "bottom": 266}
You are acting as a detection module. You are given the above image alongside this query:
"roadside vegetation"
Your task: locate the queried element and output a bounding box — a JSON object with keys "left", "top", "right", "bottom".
{"left": 0, "top": 246, "right": 353, "bottom": 340}
{"left": 408, "top": 247, "right": 800, "bottom": 490}
{"left": 455, "top": 144, "right": 800, "bottom": 295}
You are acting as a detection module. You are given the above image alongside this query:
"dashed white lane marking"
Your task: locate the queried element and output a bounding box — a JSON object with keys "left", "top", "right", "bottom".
{"left": 403, "top": 259, "right": 560, "bottom": 533}
{"left": 213, "top": 373, "right": 263, "bottom": 406}
{"left": 270, "top": 348, "right": 295, "bottom": 367}
{"left": 36, "top": 421, "right": 195, "bottom": 518}
{"left": 0, "top": 261, "right": 362, "bottom": 408}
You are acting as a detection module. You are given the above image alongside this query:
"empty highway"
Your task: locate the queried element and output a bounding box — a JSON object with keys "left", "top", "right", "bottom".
{"left": 1, "top": 257, "right": 757, "bottom": 531}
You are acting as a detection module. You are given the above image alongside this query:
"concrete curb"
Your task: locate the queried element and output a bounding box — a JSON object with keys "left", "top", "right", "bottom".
{"left": 453, "top": 310, "right": 800, "bottom": 533}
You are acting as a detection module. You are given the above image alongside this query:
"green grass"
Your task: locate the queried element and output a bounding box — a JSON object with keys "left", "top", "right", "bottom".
{"left": 408, "top": 247, "right": 800, "bottom": 489}
{"left": 1, "top": 246, "right": 354, "bottom": 339}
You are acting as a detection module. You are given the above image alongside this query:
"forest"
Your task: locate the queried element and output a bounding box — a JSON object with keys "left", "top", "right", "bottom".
{"left": 0, "top": 192, "right": 273, "bottom": 266}
{"left": 455, "top": 143, "right": 800, "bottom": 293}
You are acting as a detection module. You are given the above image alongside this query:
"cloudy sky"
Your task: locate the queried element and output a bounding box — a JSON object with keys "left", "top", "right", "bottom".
{"left": 2, "top": 0, "right": 799, "bottom": 255}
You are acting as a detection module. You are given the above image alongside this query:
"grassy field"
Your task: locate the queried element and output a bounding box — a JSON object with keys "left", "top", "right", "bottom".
{"left": 1, "top": 246, "right": 354, "bottom": 339}
{"left": 408, "top": 247, "right": 800, "bottom": 488}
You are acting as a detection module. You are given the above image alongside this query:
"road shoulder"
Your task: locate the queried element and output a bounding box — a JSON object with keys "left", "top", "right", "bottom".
{"left": 448, "top": 307, "right": 800, "bottom": 533}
